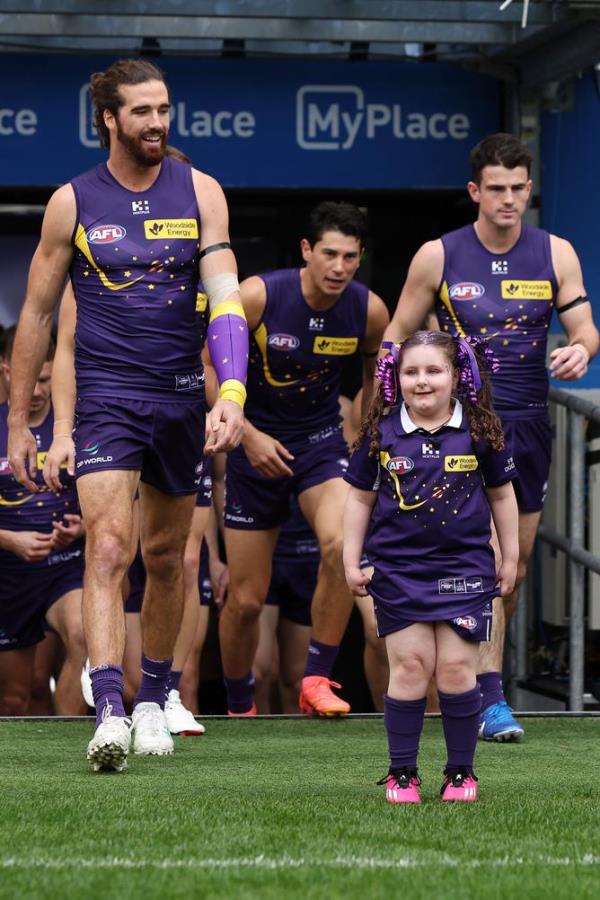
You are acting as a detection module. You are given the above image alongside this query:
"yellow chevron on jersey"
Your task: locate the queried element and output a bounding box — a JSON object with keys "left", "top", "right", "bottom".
{"left": 444, "top": 455, "right": 478, "bottom": 472}
{"left": 501, "top": 280, "right": 552, "bottom": 301}
{"left": 313, "top": 336, "right": 358, "bottom": 356}
{"left": 144, "top": 219, "right": 199, "bottom": 240}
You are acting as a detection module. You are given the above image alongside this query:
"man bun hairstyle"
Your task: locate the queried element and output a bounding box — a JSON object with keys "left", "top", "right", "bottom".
{"left": 90, "top": 58, "right": 168, "bottom": 149}
{"left": 470, "top": 133, "right": 533, "bottom": 185}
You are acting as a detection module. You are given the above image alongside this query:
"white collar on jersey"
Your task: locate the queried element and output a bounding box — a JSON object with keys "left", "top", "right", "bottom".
{"left": 400, "top": 399, "right": 463, "bottom": 434}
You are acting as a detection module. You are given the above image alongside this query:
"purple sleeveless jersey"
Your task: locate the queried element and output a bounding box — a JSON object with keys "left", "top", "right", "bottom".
{"left": 70, "top": 157, "right": 205, "bottom": 402}
{"left": 0, "top": 403, "right": 82, "bottom": 570}
{"left": 438, "top": 224, "right": 558, "bottom": 417}
{"left": 246, "top": 269, "right": 369, "bottom": 442}
{"left": 345, "top": 401, "right": 516, "bottom": 623}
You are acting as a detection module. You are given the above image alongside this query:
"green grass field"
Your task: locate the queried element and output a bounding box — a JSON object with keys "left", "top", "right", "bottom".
{"left": 1, "top": 717, "right": 599, "bottom": 900}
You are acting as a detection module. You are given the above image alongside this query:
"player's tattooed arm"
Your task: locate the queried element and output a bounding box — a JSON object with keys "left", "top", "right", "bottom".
{"left": 8, "top": 184, "right": 76, "bottom": 491}
{"left": 381, "top": 238, "right": 444, "bottom": 352}
{"left": 44, "top": 282, "right": 77, "bottom": 492}
{"left": 361, "top": 292, "right": 390, "bottom": 415}
{"left": 550, "top": 236, "right": 600, "bottom": 381}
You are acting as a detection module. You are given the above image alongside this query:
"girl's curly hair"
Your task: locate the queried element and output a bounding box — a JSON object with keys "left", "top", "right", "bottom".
{"left": 354, "top": 330, "right": 505, "bottom": 455}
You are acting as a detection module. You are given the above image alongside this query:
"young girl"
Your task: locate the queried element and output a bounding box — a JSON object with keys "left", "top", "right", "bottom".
{"left": 343, "top": 331, "right": 518, "bottom": 803}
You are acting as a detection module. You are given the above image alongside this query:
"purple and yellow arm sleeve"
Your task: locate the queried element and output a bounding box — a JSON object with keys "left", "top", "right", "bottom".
{"left": 207, "top": 300, "right": 249, "bottom": 408}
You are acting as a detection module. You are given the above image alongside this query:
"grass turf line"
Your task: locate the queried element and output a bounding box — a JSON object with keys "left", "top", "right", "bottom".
{"left": 0, "top": 718, "right": 599, "bottom": 900}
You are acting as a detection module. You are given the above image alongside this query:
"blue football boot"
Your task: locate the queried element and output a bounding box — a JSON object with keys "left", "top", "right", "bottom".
{"left": 479, "top": 701, "right": 525, "bottom": 742}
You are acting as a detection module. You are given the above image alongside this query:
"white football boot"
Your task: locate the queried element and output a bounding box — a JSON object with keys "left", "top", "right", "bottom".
{"left": 86, "top": 703, "right": 131, "bottom": 773}
{"left": 131, "top": 702, "right": 174, "bottom": 755}
{"left": 164, "top": 689, "right": 206, "bottom": 736}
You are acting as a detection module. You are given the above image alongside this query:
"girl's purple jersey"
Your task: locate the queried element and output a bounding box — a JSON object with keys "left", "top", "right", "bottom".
{"left": 70, "top": 157, "right": 205, "bottom": 403}
{"left": 245, "top": 269, "right": 369, "bottom": 443}
{"left": 345, "top": 402, "right": 516, "bottom": 621}
{"left": 0, "top": 403, "right": 81, "bottom": 570}
{"left": 437, "top": 224, "right": 558, "bottom": 417}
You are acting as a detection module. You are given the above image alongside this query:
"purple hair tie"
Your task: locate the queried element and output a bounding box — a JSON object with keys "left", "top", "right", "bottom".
{"left": 456, "top": 336, "right": 499, "bottom": 404}
{"left": 376, "top": 341, "right": 400, "bottom": 405}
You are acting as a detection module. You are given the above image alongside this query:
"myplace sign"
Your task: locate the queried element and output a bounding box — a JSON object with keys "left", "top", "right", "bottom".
{"left": 1, "top": 56, "right": 499, "bottom": 188}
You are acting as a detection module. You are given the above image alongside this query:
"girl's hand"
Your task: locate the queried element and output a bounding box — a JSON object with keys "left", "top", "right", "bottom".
{"left": 496, "top": 560, "right": 517, "bottom": 597}
{"left": 345, "top": 565, "right": 371, "bottom": 597}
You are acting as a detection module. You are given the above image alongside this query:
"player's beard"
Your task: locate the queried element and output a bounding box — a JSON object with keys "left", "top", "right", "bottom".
{"left": 116, "top": 119, "right": 167, "bottom": 167}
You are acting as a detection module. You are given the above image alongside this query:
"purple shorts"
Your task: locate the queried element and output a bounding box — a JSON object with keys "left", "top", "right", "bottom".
{"left": 126, "top": 541, "right": 212, "bottom": 614}
{"left": 195, "top": 456, "right": 213, "bottom": 509}
{"left": 0, "top": 546, "right": 84, "bottom": 651}
{"left": 74, "top": 397, "right": 205, "bottom": 495}
{"left": 225, "top": 427, "right": 348, "bottom": 530}
{"left": 265, "top": 556, "right": 317, "bottom": 626}
{"left": 374, "top": 598, "right": 493, "bottom": 643}
{"left": 501, "top": 413, "right": 551, "bottom": 513}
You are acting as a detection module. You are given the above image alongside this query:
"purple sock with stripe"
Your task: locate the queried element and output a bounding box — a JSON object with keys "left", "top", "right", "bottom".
{"left": 438, "top": 686, "right": 482, "bottom": 772}
{"left": 224, "top": 672, "right": 255, "bottom": 713}
{"left": 134, "top": 655, "right": 172, "bottom": 710}
{"left": 169, "top": 670, "right": 182, "bottom": 693}
{"left": 90, "top": 664, "right": 126, "bottom": 727}
{"left": 478, "top": 671, "right": 505, "bottom": 711}
{"left": 304, "top": 639, "right": 340, "bottom": 678}
{"left": 383, "top": 694, "right": 427, "bottom": 769}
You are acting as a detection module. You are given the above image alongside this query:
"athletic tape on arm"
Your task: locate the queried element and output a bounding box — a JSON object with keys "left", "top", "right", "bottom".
{"left": 557, "top": 295, "right": 590, "bottom": 316}
{"left": 205, "top": 273, "right": 248, "bottom": 407}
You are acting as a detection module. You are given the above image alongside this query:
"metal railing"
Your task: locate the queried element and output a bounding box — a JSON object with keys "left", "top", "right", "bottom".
{"left": 533, "top": 386, "right": 600, "bottom": 710}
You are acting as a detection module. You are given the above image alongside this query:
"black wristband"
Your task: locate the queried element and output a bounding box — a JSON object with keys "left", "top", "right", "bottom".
{"left": 199, "top": 242, "right": 232, "bottom": 260}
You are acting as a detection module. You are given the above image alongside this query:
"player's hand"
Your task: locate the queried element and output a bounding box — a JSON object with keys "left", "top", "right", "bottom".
{"left": 6, "top": 530, "right": 55, "bottom": 562}
{"left": 209, "top": 558, "right": 229, "bottom": 611}
{"left": 7, "top": 422, "right": 39, "bottom": 493}
{"left": 43, "top": 435, "right": 75, "bottom": 492}
{"left": 205, "top": 400, "right": 245, "bottom": 454}
{"left": 242, "top": 427, "right": 294, "bottom": 478}
{"left": 52, "top": 514, "right": 84, "bottom": 548}
{"left": 496, "top": 560, "right": 517, "bottom": 597}
{"left": 549, "top": 344, "right": 589, "bottom": 381}
{"left": 345, "top": 565, "right": 372, "bottom": 597}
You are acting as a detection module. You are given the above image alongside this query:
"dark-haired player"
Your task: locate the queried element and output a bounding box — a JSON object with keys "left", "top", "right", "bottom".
{"left": 7, "top": 58, "right": 247, "bottom": 772}
{"left": 383, "top": 132, "right": 599, "bottom": 741}
{"left": 220, "top": 201, "right": 389, "bottom": 716}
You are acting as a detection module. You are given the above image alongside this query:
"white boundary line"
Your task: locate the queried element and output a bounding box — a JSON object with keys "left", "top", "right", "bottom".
{"left": 1, "top": 854, "right": 599, "bottom": 871}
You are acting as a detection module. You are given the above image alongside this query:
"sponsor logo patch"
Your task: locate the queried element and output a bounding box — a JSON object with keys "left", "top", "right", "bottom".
{"left": 438, "top": 577, "right": 484, "bottom": 595}
{"left": 144, "top": 219, "right": 199, "bottom": 240}
{"left": 448, "top": 282, "right": 485, "bottom": 301}
{"left": 175, "top": 372, "right": 204, "bottom": 391}
{"left": 0, "top": 458, "right": 11, "bottom": 475}
{"left": 196, "top": 292, "right": 208, "bottom": 312}
{"left": 422, "top": 441, "right": 440, "bottom": 459}
{"left": 387, "top": 456, "right": 414, "bottom": 474}
{"left": 491, "top": 260, "right": 508, "bottom": 274}
{"left": 444, "top": 455, "right": 478, "bottom": 472}
{"left": 309, "top": 317, "right": 325, "bottom": 331}
{"left": 131, "top": 200, "right": 150, "bottom": 215}
{"left": 313, "top": 336, "right": 358, "bottom": 355}
{"left": 268, "top": 333, "right": 300, "bottom": 351}
{"left": 501, "top": 280, "right": 552, "bottom": 300}
{"left": 86, "top": 224, "right": 126, "bottom": 244}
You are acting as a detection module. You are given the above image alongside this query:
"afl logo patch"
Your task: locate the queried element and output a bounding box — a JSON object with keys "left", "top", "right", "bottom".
{"left": 387, "top": 456, "right": 414, "bottom": 474}
{"left": 453, "top": 615, "right": 477, "bottom": 631}
{"left": 268, "top": 334, "right": 300, "bottom": 351}
{"left": 449, "top": 282, "right": 485, "bottom": 301}
{"left": 86, "top": 224, "right": 126, "bottom": 244}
